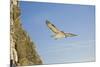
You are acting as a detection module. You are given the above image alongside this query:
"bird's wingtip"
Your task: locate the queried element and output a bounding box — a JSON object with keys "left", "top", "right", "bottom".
{"left": 72, "top": 34, "right": 78, "bottom": 36}
{"left": 46, "top": 20, "right": 50, "bottom": 24}
{"left": 65, "top": 33, "right": 78, "bottom": 37}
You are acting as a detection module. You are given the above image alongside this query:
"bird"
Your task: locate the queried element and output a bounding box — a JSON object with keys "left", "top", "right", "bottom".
{"left": 46, "top": 20, "right": 78, "bottom": 40}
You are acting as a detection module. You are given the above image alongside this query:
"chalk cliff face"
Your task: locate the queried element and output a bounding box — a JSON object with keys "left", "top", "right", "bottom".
{"left": 10, "top": 0, "right": 42, "bottom": 66}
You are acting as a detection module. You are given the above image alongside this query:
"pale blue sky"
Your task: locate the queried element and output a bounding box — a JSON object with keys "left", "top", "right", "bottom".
{"left": 19, "top": 1, "right": 95, "bottom": 64}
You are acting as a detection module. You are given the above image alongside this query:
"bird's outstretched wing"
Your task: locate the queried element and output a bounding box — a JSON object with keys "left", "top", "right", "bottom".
{"left": 46, "top": 20, "right": 60, "bottom": 34}
{"left": 65, "top": 33, "right": 78, "bottom": 37}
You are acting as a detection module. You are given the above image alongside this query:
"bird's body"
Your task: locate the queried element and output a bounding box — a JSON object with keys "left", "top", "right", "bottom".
{"left": 52, "top": 31, "right": 66, "bottom": 39}
{"left": 46, "top": 20, "right": 78, "bottom": 40}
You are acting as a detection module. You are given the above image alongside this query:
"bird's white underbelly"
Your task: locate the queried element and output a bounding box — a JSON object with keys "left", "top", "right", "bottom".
{"left": 54, "top": 33, "right": 65, "bottom": 39}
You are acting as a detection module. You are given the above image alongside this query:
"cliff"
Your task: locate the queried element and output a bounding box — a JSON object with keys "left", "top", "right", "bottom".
{"left": 10, "top": 0, "right": 42, "bottom": 66}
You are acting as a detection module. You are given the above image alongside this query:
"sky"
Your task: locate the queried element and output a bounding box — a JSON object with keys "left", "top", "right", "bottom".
{"left": 19, "top": 1, "right": 95, "bottom": 64}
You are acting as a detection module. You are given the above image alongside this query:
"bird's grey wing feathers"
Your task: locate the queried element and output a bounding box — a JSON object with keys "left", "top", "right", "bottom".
{"left": 65, "top": 33, "right": 78, "bottom": 37}
{"left": 46, "top": 20, "right": 60, "bottom": 34}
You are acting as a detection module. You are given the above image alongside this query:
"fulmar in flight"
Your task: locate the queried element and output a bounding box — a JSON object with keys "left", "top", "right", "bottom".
{"left": 46, "top": 20, "right": 78, "bottom": 40}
